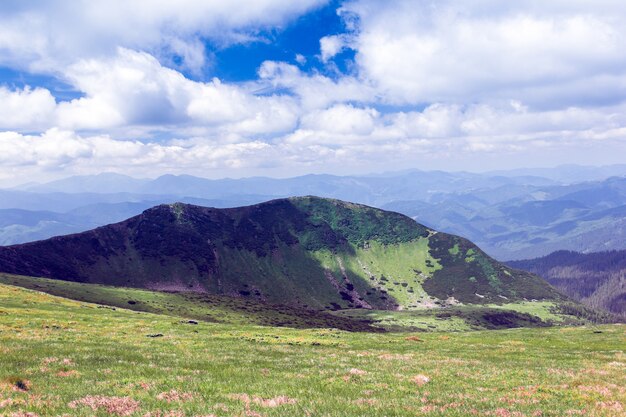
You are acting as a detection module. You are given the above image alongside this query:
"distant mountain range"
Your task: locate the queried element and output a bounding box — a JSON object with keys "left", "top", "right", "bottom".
{"left": 509, "top": 250, "right": 626, "bottom": 318}
{"left": 384, "top": 175, "right": 626, "bottom": 260}
{"left": 2, "top": 165, "right": 626, "bottom": 260}
{"left": 0, "top": 197, "right": 563, "bottom": 311}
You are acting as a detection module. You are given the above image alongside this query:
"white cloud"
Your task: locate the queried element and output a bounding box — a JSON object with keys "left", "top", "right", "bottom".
{"left": 0, "top": 0, "right": 326, "bottom": 72}
{"left": 280, "top": 100, "right": 626, "bottom": 165}
{"left": 295, "top": 54, "right": 307, "bottom": 65}
{"left": 2, "top": 1, "right": 626, "bottom": 183}
{"left": 19, "top": 49, "right": 298, "bottom": 135}
{"left": 0, "top": 87, "right": 56, "bottom": 129}
{"left": 0, "top": 129, "right": 274, "bottom": 176}
{"left": 300, "top": 104, "right": 379, "bottom": 135}
{"left": 2, "top": 96, "right": 626, "bottom": 183}
{"left": 0, "top": 0, "right": 327, "bottom": 73}
{"left": 319, "top": 34, "right": 351, "bottom": 62}
{"left": 258, "top": 61, "right": 376, "bottom": 110}
{"left": 0, "top": 129, "right": 92, "bottom": 168}
{"left": 341, "top": 0, "right": 626, "bottom": 106}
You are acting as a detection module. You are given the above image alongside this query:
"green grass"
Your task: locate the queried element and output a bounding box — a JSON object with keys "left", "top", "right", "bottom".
{"left": 485, "top": 301, "right": 568, "bottom": 323}
{"left": 331, "top": 303, "right": 572, "bottom": 332}
{"left": 291, "top": 196, "right": 429, "bottom": 247}
{"left": 0, "top": 282, "right": 625, "bottom": 416}
{"left": 310, "top": 238, "right": 441, "bottom": 308}
{"left": 0, "top": 274, "right": 377, "bottom": 332}
{"left": 2, "top": 273, "right": 606, "bottom": 334}
{"left": 332, "top": 309, "right": 477, "bottom": 331}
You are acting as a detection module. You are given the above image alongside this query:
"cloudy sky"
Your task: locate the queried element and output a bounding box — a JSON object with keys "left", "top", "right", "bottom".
{"left": 1, "top": 0, "right": 626, "bottom": 184}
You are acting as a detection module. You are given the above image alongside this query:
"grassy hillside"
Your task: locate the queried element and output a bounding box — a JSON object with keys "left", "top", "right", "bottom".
{"left": 1, "top": 281, "right": 625, "bottom": 416}
{"left": 0, "top": 197, "right": 565, "bottom": 312}
{"left": 0, "top": 273, "right": 614, "bottom": 333}
{"left": 0, "top": 273, "right": 380, "bottom": 332}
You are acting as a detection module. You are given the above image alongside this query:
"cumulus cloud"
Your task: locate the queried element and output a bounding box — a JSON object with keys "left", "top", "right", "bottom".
{"left": 2, "top": 0, "right": 626, "bottom": 183}
{"left": 300, "top": 104, "right": 379, "bottom": 135}
{"left": 282, "top": 100, "right": 626, "bottom": 162}
{"left": 0, "top": 49, "right": 299, "bottom": 135}
{"left": 0, "top": 0, "right": 327, "bottom": 73}
{"left": 0, "top": 129, "right": 92, "bottom": 168}
{"left": 258, "top": 61, "right": 376, "bottom": 110}
{"left": 341, "top": 0, "right": 626, "bottom": 107}
{"left": 2, "top": 98, "right": 626, "bottom": 183}
{"left": 0, "top": 129, "right": 274, "bottom": 176}
{"left": 319, "top": 34, "right": 352, "bottom": 62}
{"left": 0, "top": 87, "right": 56, "bottom": 129}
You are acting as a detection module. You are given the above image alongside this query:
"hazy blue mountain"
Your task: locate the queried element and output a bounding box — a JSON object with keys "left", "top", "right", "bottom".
{"left": 19, "top": 173, "right": 150, "bottom": 194}
{"left": 0, "top": 190, "right": 172, "bottom": 212}
{"left": 3, "top": 169, "right": 626, "bottom": 260}
{"left": 384, "top": 177, "right": 626, "bottom": 260}
{"left": 0, "top": 203, "right": 153, "bottom": 245}
{"left": 488, "top": 164, "right": 626, "bottom": 183}
{"left": 0, "top": 208, "right": 66, "bottom": 227}
{"left": 13, "top": 170, "right": 560, "bottom": 205}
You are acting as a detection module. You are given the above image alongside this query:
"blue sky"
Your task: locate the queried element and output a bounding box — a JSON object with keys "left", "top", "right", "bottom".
{"left": 207, "top": 0, "right": 350, "bottom": 82}
{"left": 0, "top": 1, "right": 346, "bottom": 99}
{"left": 1, "top": 0, "right": 626, "bottom": 184}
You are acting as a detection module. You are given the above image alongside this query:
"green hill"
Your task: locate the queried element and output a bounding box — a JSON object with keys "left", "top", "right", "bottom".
{"left": 3, "top": 273, "right": 608, "bottom": 332}
{"left": 0, "top": 273, "right": 381, "bottom": 332}
{"left": 0, "top": 197, "right": 564, "bottom": 312}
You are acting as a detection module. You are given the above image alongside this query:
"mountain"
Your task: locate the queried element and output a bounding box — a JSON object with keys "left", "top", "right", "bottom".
{"left": 12, "top": 171, "right": 559, "bottom": 205}
{"left": 6, "top": 170, "right": 626, "bottom": 261}
{"left": 19, "top": 172, "right": 149, "bottom": 194}
{"left": 509, "top": 250, "right": 626, "bottom": 319}
{"left": 487, "top": 164, "right": 626, "bottom": 183}
{"left": 384, "top": 176, "right": 626, "bottom": 260}
{"left": 0, "top": 197, "right": 563, "bottom": 311}
{"left": 0, "top": 190, "right": 173, "bottom": 212}
{"left": 0, "top": 197, "right": 272, "bottom": 245}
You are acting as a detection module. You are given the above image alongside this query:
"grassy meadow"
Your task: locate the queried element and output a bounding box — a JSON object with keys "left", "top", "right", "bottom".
{"left": 0, "top": 280, "right": 625, "bottom": 416}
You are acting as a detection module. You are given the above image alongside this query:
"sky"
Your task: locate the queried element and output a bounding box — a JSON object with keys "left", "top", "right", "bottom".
{"left": 1, "top": 0, "right": 626, "bottom": 184}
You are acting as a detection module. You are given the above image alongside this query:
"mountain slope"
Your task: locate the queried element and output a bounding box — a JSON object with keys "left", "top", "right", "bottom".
{"left": 0, "top": 273, "right": 381, "bottom": 331}
{"left": 0, "top": 197, "right": 563, "bottom": 311}
{"left": 509, "top": 250, "right": 626, "bottom": 318}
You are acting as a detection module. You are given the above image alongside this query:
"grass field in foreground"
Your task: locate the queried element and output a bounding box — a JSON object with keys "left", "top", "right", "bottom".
{"left": 0, "top": 282, "right": 625, "bottom": 417}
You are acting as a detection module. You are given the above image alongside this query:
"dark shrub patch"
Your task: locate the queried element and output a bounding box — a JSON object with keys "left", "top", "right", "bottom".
{"left": 339, "top": 291, "right": 354, "bottom": 302}
{"left": 6, "top": 377, "right": 31, "bottom": 391}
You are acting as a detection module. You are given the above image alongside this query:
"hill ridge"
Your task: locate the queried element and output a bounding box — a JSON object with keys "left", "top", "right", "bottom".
{"left": 0, "top": 196, "right": 563, "bottom": 311}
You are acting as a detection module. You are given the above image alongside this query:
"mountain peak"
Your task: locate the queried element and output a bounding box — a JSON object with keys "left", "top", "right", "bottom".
{"left": 0, "top": 197, "right": 563, "bottom": 311}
